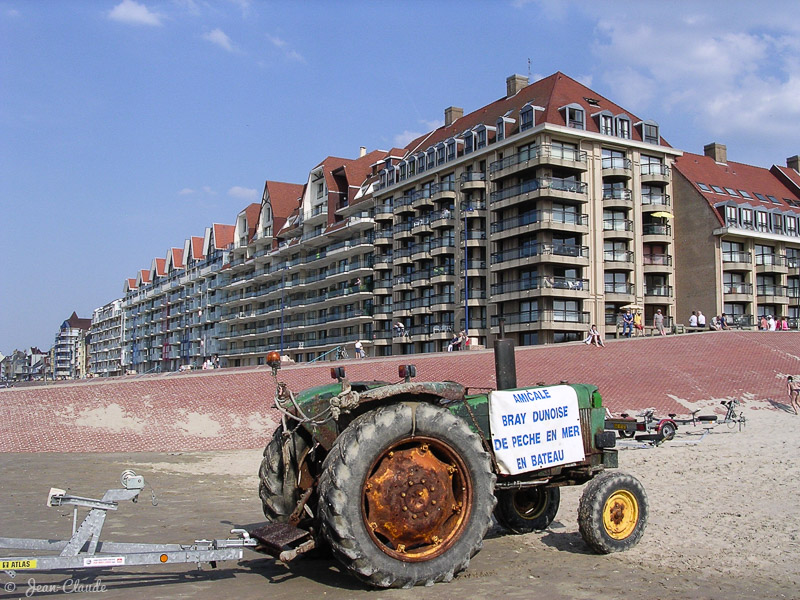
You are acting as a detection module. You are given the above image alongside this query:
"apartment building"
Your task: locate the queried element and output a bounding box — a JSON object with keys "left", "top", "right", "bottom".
{"left": 53, "top": 311, "right": 91, "bottom": 379}
{"left": 218, "top": 152, "right": 386, "bottom": 365}
{"left": 122, "top": 225, "right": 233, "bottom": 374}
{"left": 370, "top": 72, "right": 681, "bottom": 352}
{"left": 673, "top": 146, "right": 800, "bottom": 326}
{"left": 89, "top": 298, "right": 125, "bottom": 376}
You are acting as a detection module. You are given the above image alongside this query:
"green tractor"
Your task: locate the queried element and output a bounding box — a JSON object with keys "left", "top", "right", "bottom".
{"left": 255, "top": 341, "right": 647, "bottom": 588}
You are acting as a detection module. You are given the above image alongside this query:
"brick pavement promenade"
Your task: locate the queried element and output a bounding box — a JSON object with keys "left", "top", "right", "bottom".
{"left": 1, "top": 331, "right": 796, "bottom": 452}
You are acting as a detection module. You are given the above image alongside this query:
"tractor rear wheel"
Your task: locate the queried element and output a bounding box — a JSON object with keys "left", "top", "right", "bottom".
{"left": 494, "top": 487, "right": 560, "bottom": 534}
{"left": 318, "top": 402, "right": 496, "bottom": 588}
{"left": 578, "top": 471, "right": 648, "bottom": 553}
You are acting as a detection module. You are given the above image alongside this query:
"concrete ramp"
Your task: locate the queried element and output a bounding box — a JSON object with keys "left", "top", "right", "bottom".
{"left": 1, "top": 331, "right": 796, "bottom": 452}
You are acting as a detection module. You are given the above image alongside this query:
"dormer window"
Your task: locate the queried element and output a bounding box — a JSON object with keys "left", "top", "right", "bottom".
{"left": 786, "top": 215, "right": 797, "bottom": 235}
{"left": 475, "top": 126, "right": 487, "bottom": 149}
{"left": 566, "top": 106, "right": 584, "bottom": 129}
{"left": 446, "top": 138, "right": 456, "bottom": 161}
{"left": 417, "top": 153, "right": 426, "bottom": 173}
{"left": 601, "top": 114, "right": 613, "bottom": 136}
{"left": 426, "top": 148, "right": 436, "bottom": 170}
{"left": 496, "top": 117, "right": 505, "bottom": 141}
{"left": 520, "top": 105, "right": 534, "bottom": 131}
{"left": 639, "top": 121, "right": 659, "bottom": 144}
{"left": 464, "top": 131, "right": 474, "bottom": 154}
{"left": 398, "top": 161, "right": 407, "bottom": 181}
{"left": 436, "top": 143, "right": 446, "bottom": 165}
{"left": 725, "top": 205, "right": 737, "bottom": 225}
{"left": 616, "top": 116, "right": 631, "bottom": 139}
{"left": 407, "top": 159, "right": 416, "bottom": 177}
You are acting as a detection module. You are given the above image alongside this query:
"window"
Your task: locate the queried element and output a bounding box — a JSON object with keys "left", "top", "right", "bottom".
{"left": 407, "top": 159, "right": 415, "bottom": 177}
{"left": 724, "top": 187, "right": 738, "bottom": 196}
{"left": 398, "top": 162, "right": 406, "bottom": 181}
{"left": 711, "top": 185, "right": 726, "bottom": 194}
{"left": 427, "top": 149, "right": 436, "bottom": 170}
{"left": 616, "top": 117, "right": 630, "bottom": 139}
{"left": 417, "top": 153, "right": 426, "bottom": 173}
{"left": 756, "top": 212, "right": 770, "bottom": 232}
{"left": 520, "top": 106, "right": 534, "bottom": 131}
{"left": 446, "top": 139, "right": 456, "bottom": 161}
{"left": 738, "top": 190, "right": 752, "bottom": 199}
{"left": 740, "top": 208, "right": 753, "bottom": 228}
{"left": 643, "top": 123, "right": 659, "bottom": 144}
{"left": 551, "top": 140, "right": 578, "bottom": 161}
{"left": 725, "top": 205, "right": 737, "bottom": 225}
{"left": 605, "top": 271, "right": 628, "bottom": 294}
{"left": 697, "top": 182, "right": 711, "bottom": 192}
{"left": 601, "top": 115, "right": 613, "bottom": 136}
{"left": 464, "top": 132, "right": 473, "bottom": 154}
{"left": 475, "top": 127, "right": 487, "bottom": 149}
{"left": 767, "top": 195, "right": 780, "bottom": 204}
{"left": 567, "top": 107, "right": 584, "bottom": 129}
{"left": 436, "top": 144, "right": 445, "bottom": 165}
{"left": 520, "top": 299, "right": 538, "bottom": 322}
{"left": 641, "top": 155, "right": 664, "bottom": 176}
{"left": 754, "top": 192, "right": 768, "bottom": 202}
{"left": 787, "top": 216, "right": 797, "bottom": 235}
{"left": 602, "top": 148, "right": 626, "bottom": 170}
{"left": 553, "top": 299, "right": 579, "bottom": 322}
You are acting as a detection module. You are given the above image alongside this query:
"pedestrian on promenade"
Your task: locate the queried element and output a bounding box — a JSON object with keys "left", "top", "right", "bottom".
{"left": 654, "top": 309, "right": 666, "bottom": 336}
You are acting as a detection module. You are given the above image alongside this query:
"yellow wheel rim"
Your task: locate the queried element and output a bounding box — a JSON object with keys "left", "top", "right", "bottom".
{"left": 603, "top": 490, "right": 638, "bottom": 539}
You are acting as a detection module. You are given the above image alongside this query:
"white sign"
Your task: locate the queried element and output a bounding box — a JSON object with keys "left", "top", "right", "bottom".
{"left": 488, "top": 385, "right": 585, "bottom": 475}
{"left": 83, "top": 556, "right": 125, "bottom": 567}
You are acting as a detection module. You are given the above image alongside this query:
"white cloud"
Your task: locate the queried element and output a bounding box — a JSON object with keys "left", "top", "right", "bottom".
{"left": 202, "top": 186, "right": 216, "bottom": 195}
{"left": 228, "top": 186, "right": 258, "bottom": 200}
{"left": 591, "top": 7, "right": 800, "bottom": 147}
{"left": 267, "top": 34, "right": 305, "bottom": 63}
{"left": 108, "top": 0, "right": 163, "bottom": 26}
{"left": 178, "top": 188, "right": 195, "bottom": 195}
{"left": 203, "top": 28, "right": 235, "bottom": 52}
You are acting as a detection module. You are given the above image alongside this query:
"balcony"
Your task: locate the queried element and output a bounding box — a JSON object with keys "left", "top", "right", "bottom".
{"left": 412, "top": 187, "right": 434, "bottom": 209}
{"left": 603, "top": 219, "right": 634, "bottom": 240}
{"left": 643, "top": 253, "right": 673, "bottom": 272}
{"left": 755, "top": 254, "right": 789, "bottom": 274}
{"left": 602, "top": 188, "right": 633, "bottom": 209}
{"left": 490, "top": 309, "right": 590, "bottom": 331}
{"left": 459, "top": 172, "right": 486, "bottom": 190}
{"left": 491, "top": 210, "right": 589, "bottom": 239}
{"left": 490, "top": 177, "right": 588, "bottom": 209}
{"left": 491, "top": 244, "right": 590, "bottom": 268}
{"left": 642, "top": 222, "right": 672, "bottom": 240}
{"left": 722, "top": 251, "right": 752, "bottom": 270}
{"left": 431, "top": 180, "right": 456, "bottom": 201}
{"left": 723, "top": 282, "right": 753, "bottom": 301}
{"left": 757, "top": 284, "right": 789, "bottom": 303}
{"left": 644, "top": 285, "right": 673, "bottom": 298}
{"left": 491, "top": 277, "right": 589, "bottom": 301}
{"left": 603, "top": 250, "right": 635, "bottom": 268}
{"left": 640, "top": 162, "right": 671, "bottom": 185}
{"left": 601, "top": 156, "right": 632, "bottom": 179}
{"left": 641, "top": 193, "right": 671, "bottom": 211}
{"left": 489, "top": 144, "right": 588, "bottom": 180}
{"left": 604, "top": 282, "right": 635, "bottom": 298}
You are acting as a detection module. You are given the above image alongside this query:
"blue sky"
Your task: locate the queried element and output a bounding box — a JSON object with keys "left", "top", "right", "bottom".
{"left": 2, "top": 0, "right": 800, "bottom": 353}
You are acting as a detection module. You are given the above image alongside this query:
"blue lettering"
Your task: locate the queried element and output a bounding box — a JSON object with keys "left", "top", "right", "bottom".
{"left": 493, "top": 437, "right": 508, "bottom": 450}
{"left": 546, "top": 429, "right": 557, "bottom": 442}
{"left": 562, "top": 425, "right": 581, "bottom": 438}
{"left": 516, "top": 456, "right": 527, "bottom": 470}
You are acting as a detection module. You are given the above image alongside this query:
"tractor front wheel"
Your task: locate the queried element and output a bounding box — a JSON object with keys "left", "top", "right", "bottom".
{"left": 318, "top": 403, "right": 496, "bottom": 588}
{"left": 494, "top": 487, "right": 560, "bottom": 533}
{"left": 578, "top": 471, "right": 648, "bottom": 553}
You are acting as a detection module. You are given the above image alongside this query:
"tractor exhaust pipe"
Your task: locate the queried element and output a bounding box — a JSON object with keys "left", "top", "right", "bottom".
{"left": 493, "top": 317, "right": 517, "bottom": 390}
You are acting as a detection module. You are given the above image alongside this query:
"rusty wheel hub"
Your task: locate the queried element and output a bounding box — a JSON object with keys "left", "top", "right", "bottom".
{"left": 362, "top": 436, "right": 471, "bottom": 561}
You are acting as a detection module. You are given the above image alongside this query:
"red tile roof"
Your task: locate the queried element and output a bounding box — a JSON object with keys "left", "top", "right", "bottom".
{"left": 243, "top": 203, "right": 261, "bottom": 242}
{"left": 65, "top": 311, "right": 92, "bottom": 331}
{"left": 169, "top": 247, "right": 185, "bottom": 269}
{"left": 191, "top": 236, "right": 205, "bottom": 260}
{"left": 212, "top": 223, "right": 235, "bottom": 250}
{"left": 674, "top": 151, "right": 800, "bottom": 225}
{"left": 403, "top": 71, "right": 670, "bottom": 156}
{"left": 771, "top": 165, "right": 800, "bottom": 196}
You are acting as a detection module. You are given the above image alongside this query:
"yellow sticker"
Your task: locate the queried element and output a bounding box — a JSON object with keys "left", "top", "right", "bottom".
{"left": 0, "top": 559, "right": 37, "bottom": 570}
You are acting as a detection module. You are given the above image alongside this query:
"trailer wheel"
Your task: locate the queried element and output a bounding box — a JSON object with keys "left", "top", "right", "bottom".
{"left": 258, "top": 425, "right": 316, "bottom": 525}
{"left": 318, "top": 403, "right": 496, "bottom": 588}
{"left": 578, "top": 471, "right": 648, "bottom": 554}
{"left": 618, "top": 430, "right": 635, "bottom": 438}
{"left": 494, "top": 486, "right": 560, "bottom": 533}
{"left": 658, "top": 421, "right": 676, "bottom": 441}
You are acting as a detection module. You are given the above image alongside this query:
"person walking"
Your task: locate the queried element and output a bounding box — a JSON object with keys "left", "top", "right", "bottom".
{"left": 697, "top": 310, "right": 706, "bottom": 328}
{"left": 787, "top": 376, "right": 800, "bottom": 415}
{"left": 354, "top": 340, "right": 364, "bottom": 359}
{"left": 654, "top": 309, "right": 666, "bottom": 336}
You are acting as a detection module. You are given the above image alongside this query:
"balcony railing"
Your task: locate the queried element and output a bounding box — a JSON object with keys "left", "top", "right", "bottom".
{"left": 642, "top": 223, "right": 672, "bottom": 236}
{"left": 603, "top": 219, "right": 633, "bottom": 232}
{"left": 722, "top": 251, "right": 752, "bottom": 263}
{"left": 602, "top": 157, "right": 631, "bottom": 170}
{"left": 643, "top": 253, "right": 673, "bottom": 266}
{"left": 757, "top": 284, "right": 788, "bottom": 296}
{"left": 492, "top": 277, "right": 588, "bottom": 295}
{"left": 642, "top": 193, "right": 671, "bottom": 207}
{"left": 755, "top": 254, "right": 787, "bottom": 267}
{"left": 645, "top": 285, "right": 673, "bottom": 297}
{"left": 604, "top": 250, "right": 635, "bottom": 263}
{"left": 490, "top": 178, "right": 587, "bottom": 204}
{"left": 491, "top": 244, "right": 589, "bottom": 264}
{"left": 491, "top": 210, "right": 588, "bottom": 234}
{"left": 490, "top": 310, "right": 590, "bottom": 326}
{"left": 489, "top": 144, "right": 588, "bottom": 173}
{"left": 641, "top": 163, "right": 671, "bottom": 177}
{"left": 724, "top": 283, "right": 753, "bottom": 294}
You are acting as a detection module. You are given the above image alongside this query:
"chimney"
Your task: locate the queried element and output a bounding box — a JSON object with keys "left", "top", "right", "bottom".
{"left": 506, "top": 74, "right": 529, "bottom": 98}
{"left": 704, "top": 142, "right": 727, "bottom": 164}
{"left": 787, "top": 155, "right": 800, "bottom": 172}
{"left": 444, "top": 106, "right": 463, "bottom": 127}
{"left": 359, "top": 146, "right": 366, "bottom": 158}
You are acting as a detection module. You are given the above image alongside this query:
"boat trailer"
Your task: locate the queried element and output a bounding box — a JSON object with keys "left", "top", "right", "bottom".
{"left": 0, "top": 470, "right": 315, "bottom": 579}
